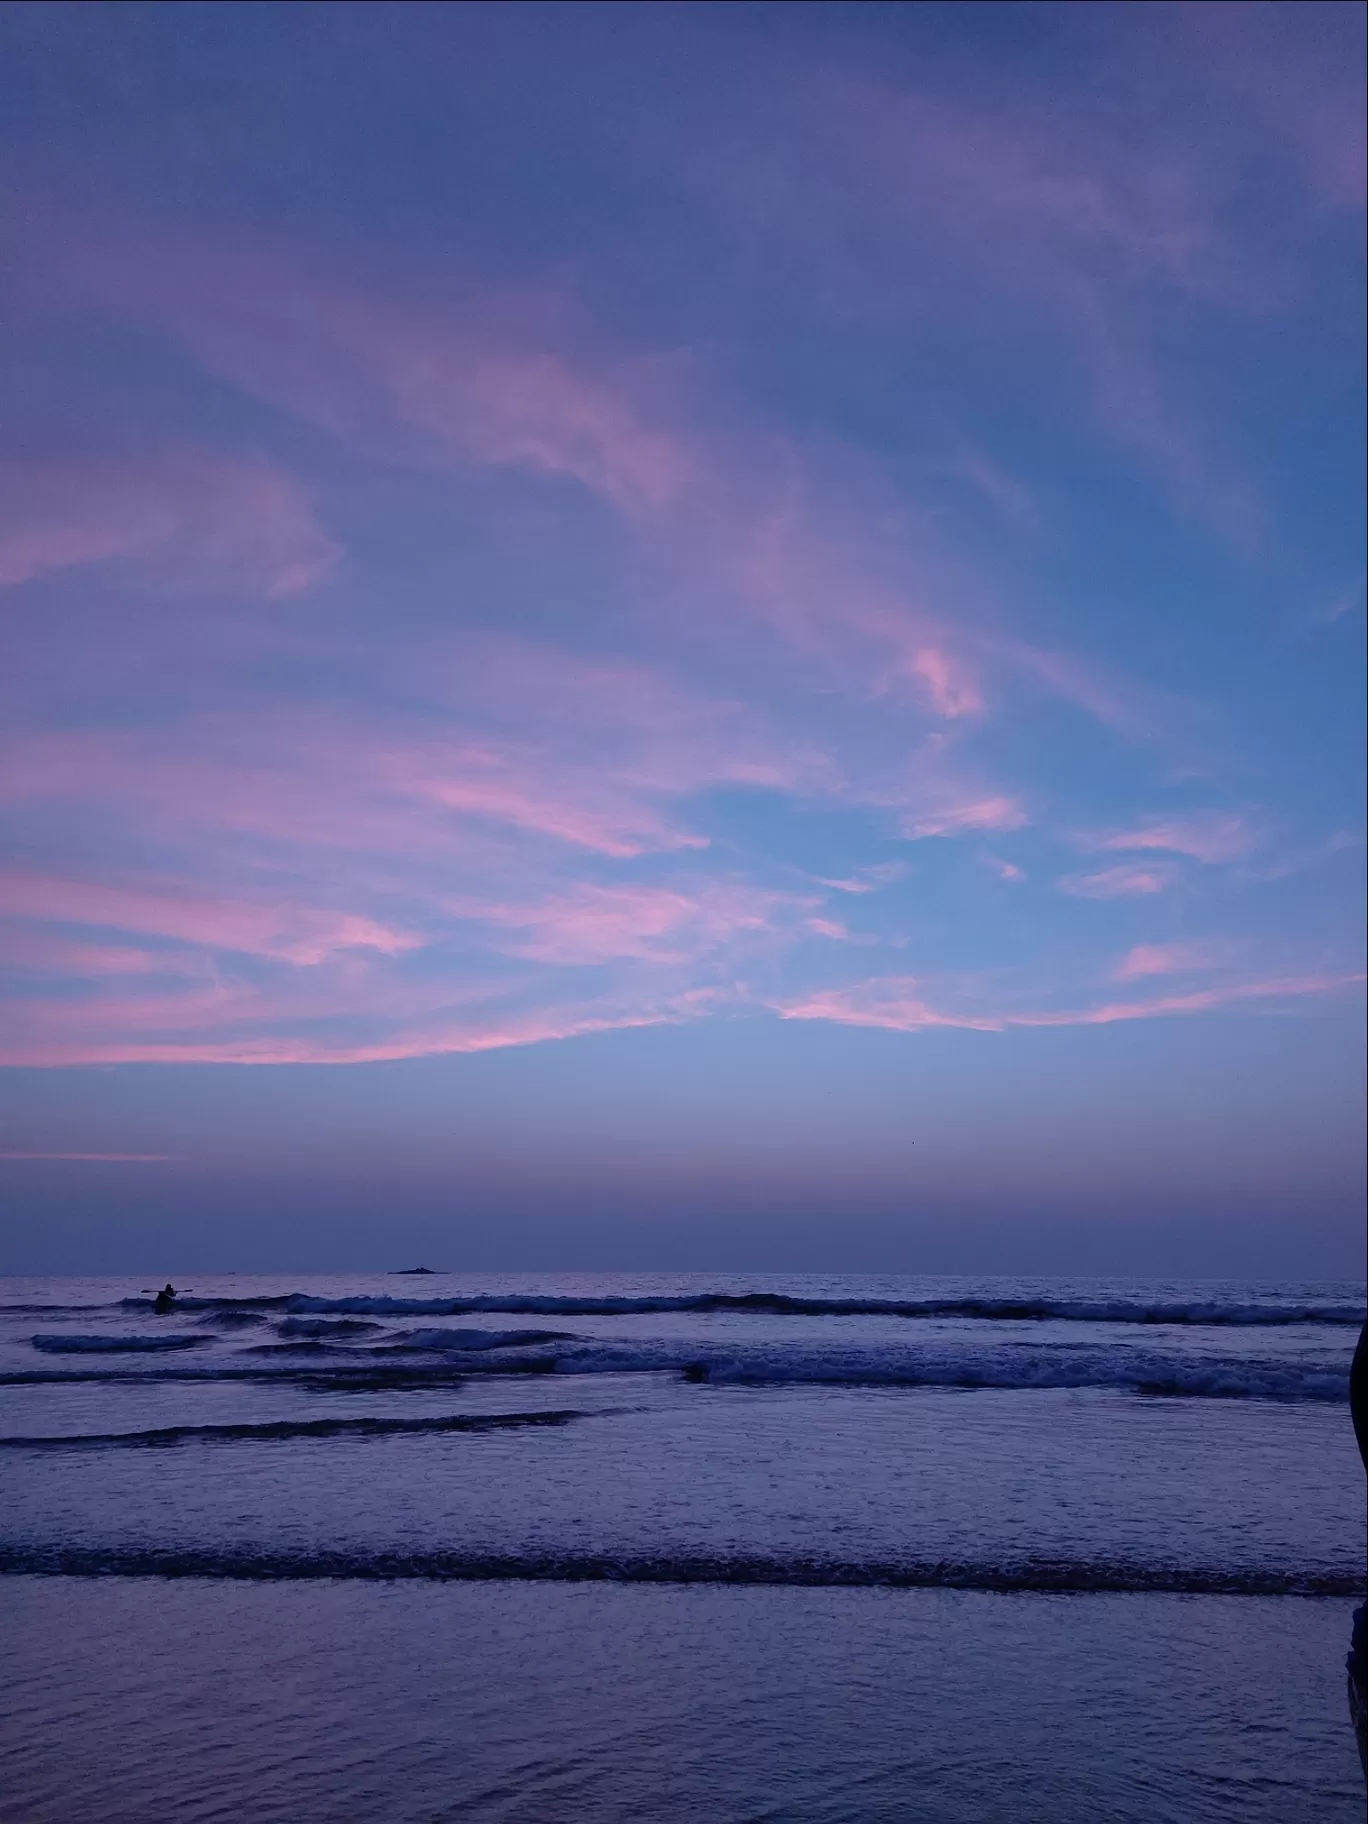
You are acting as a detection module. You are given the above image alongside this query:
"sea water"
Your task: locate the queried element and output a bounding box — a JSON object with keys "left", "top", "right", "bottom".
{"left": 1, "top": 1272, "right": 1363, "bottom": 1821}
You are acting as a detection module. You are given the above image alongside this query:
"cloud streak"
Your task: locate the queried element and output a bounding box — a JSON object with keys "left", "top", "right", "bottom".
{"left": 1113, "top": 942, "right": 1229, "bottom": 981}
{"left": 0, "top": 873, "right": 418, "bottom": 966}
{"left": 1083, "top": 814, "right": 1256, "bottom": 865}
{"left": 778, "top": 970, "right": 1364, "bottom": 1036}
{"left": 1059, "top": 863, "right": 1180, "bottom": 900}
{"left": 0, "top": 454, "right": 338, "bottom": 599}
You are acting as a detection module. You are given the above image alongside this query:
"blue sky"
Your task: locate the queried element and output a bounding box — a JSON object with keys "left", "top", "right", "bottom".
{"left": 0, "top": 2, "right": 1362, "bottom": 1272}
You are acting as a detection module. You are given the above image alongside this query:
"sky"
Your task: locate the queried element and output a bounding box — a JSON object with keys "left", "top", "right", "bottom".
{"left": 0, "top": 1, "right": 1363, "bottom": 1276}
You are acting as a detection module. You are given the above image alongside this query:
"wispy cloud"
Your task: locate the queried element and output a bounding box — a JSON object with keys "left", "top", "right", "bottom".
{"left": 49, "top": 227, "right": 694, "bottom": 521}
{"left": 814, "top": 862, "right": 908, "bottom": 895}
{"left": 0, "top": 454, "right": 338, "bottom": 598}
{"left": 0, "top": 873, "right": 419, "bottom": 965}
{"left": 936, "top": 448, "right": 1041, "bottom": 533}
{"left": 0, "top": 983, "right": 699, "bottom": 1069}
{"left": 907, "top": 798, "right": 1028, "bottom": 839}
{"left": 981, "top": 854, "right": 1027, "bottom": 884}
{"left": 777, "top": 970, "right": 1364, "bottom": 1034}
{"left": 1083, "top": 813, "right": 1256, "bottom": 865}
{"left": 1306, "top": 578, "right": 1365, "bottom": 630}
{"left": 1112, "top": 941, "right": 1230, "bottom": 981}
{"left": 701, "top": 51, "right": 1267, "bottom": 534}
{"left": 445, "top": 880, "right": 797, "bottom": 968}
{"left": 1059, "top": 863, "right": 1180, "bottom": 899}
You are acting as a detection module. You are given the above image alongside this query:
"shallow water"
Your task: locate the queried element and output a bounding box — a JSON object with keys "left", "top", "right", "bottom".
{"left": 1, "top": 1579, "right": 1362, "bottom": 1823}
{"left": 2, "top": 1271, "right": 1363, "bottom": 1818}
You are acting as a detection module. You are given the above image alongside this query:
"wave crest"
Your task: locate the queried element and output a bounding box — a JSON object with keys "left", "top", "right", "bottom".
{"left": 274, "top": 1292, "right": 1366, "bottom": 1326}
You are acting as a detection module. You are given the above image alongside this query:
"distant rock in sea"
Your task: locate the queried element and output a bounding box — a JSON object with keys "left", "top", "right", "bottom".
{"left": 392, "top": 1267, "right": 438, "bottom": 1275}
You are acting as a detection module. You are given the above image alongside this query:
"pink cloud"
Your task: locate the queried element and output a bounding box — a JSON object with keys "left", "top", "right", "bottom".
{"left": 778, "top": 970, "right": 1364, "bottom": 1035}
{"left": 13, "top": 202, "right": 1179, "bottom": 763}
{"left": 703, "top": 66, "right": 1252, "bottom": 528}
{"left": 0, "top": 948, "right": 534, "bottom": 1067}
{"left": 982, "top": 854, "right": 1026, "bottom": 883}
{"left": 1016, "top": 976, "right": 1368, "bottom": 1030}
{"left": 1113, "top": 941, "right": 1228, "bottom": 981}
{"left": 815, "top": 863, "right": 908, "bottom": 894}
{"left": 903, "top": 646, "right": 983, "bottom": 719}
{"left": 908, "top": 797, "right": 1028, "bottom": 839}
{"left": 430, "top": 345, "right": 691, "bottom": 514}
{"left": 446, "top": 881, "right": 791, "bottom": 967}
{"left": 7, "top": 959, "right": 1358, "bottom": 1067}
{"left": 0, "top": 454, "right": 338, "bottom": 598}
{"left": 1164, "top": 2, "right": 1367, "bottom": 214}
{"left": 726, "top": 499, "right": 985, "bottom": 719}
{"left": 0, "top": 873, "right": 418, "bottom": 965}
{"left": 0, "top": 982, "right": 693, "bottom": 1068}
{"left": 764, "top": 70, "right": 1227, "bottom": 295}
{"left": 52, "top": 228, "right": 693, "bottom": 519}
{"left": 804, "top": 917, "right": 853, "bottom": 941}
{"left": 1086, "top": 813, "right": 1255, "bottom": 864}
{"left": 397, "top": 751, "right": 706, "bottom": 859}
{"left": 1059, "top": 862, "right": 1179, "bottom": 899}
{"left": 981, "top": 638, "right": 1165, "bottom": 742}
{"left": 815, "top": 877, "right": 875, "bottom": 895}
{"left": 0, "top": 624, "right": 863, "bottom": 874}
{"left": 778, "top": 979, "right": 998, "bottom": 1033}
{"left": 0, "top": 928, "right": 207, "bottom": 978}
{"left": 0, "top": 184, "right": 1335, "bottom": 1086}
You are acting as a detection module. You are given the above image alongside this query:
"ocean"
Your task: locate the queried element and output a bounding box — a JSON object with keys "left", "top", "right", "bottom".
{"left": 1, "top": 1271, "right": 1364, "bottom": 1822}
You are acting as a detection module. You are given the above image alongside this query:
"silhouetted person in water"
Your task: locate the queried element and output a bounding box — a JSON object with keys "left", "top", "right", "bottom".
{"left": 153, "top": 1284, "right": 177, "bottom": 1314}
{"left": 1348, "top": 1315, "right": 1368, "bottom": 1779}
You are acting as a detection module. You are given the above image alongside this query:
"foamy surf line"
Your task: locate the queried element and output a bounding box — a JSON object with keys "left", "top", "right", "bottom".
{"left": 543, "top": 1348, "right": 1351, "bottom": 1401}
{"left": 3, "top": 1352, "right": 1351, "bottom": 1400}
{"left": 0, "top": 1545, "right": 1359, "bottom": 1597}
{"left": 93, "top": 1292, "right": 1365, "bottom": 1325}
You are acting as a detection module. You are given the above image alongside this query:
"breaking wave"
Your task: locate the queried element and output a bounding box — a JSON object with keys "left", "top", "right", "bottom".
{"left": 400, "top": 1327, "right": 577, "bottom": 1351}
{"left": 525, "top": 1342, "right": 1351, "bottom": 1401}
